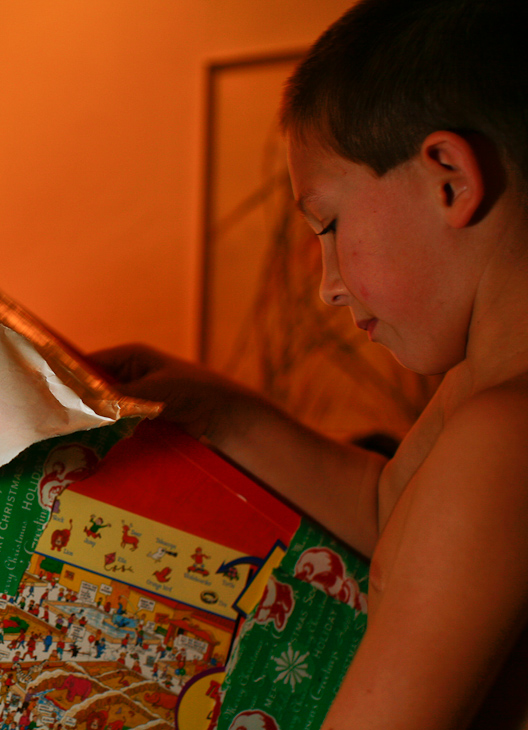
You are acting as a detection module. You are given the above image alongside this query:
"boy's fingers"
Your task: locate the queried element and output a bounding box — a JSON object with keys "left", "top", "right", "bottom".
{"left": 88, "top": 344, "right": 161, "bottom": 381}
{"left": 89, "top": 343, "right": 149, "bottom": 366}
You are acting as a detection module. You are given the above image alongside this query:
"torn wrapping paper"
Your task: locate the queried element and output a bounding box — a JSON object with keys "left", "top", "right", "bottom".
{"left": 0, "top": 289, "right": 163, "bottom": 594}
{"left": 0, "top": 290, "right": 162, "bottom": 468}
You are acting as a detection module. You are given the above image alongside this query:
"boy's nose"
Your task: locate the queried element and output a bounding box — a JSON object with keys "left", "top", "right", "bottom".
{"left": 319, "top": 245, "right": 350, "bottom": 306}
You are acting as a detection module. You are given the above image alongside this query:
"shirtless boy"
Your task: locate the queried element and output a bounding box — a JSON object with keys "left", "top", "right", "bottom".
{"left": 94, "top": 0, "right": 528, "bottom": 727}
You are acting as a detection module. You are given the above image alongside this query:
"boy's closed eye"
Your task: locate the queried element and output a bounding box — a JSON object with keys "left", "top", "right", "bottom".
{"left": 316, "top": 219, "right": 337, "bottom": 236}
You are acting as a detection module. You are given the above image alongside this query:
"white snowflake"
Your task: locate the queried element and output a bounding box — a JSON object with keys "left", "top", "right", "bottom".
{"left": 272, "top": 645, "right": 311, "bottom": 690}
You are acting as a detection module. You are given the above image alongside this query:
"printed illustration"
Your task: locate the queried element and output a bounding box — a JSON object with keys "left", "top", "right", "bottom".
{"left": 188, "top": 548, "right": 211, "bottom": 576}
{"left": 254, "top": 576, "right": 294, "bottom": 631}
{"left": 50, "top": 519, "right": 73, "bottom": 552}
{"left": 147, "top": 547, "right": 178, "bottom": 563}
{"left": 84, "top": 515, "right": 112, "bottom": 541}
{"left": 38, "top": 444, "right": 99, "bottom": 511}
{"left": 0, "top": 483, "right": 261, "bottom": 730}
{"left": 121, "top": 522, "right": 140, "bottom": 551}
{"left": 294, "top": 547, "right": 368, "bottom": 613}
{"left": 0, "top": 554, "right": 236, "bottom": 730}
{"left": 153, "top": 567, "right": 172, "bottom": 583}
{"left": 228, "top": 710, "right": 281, "bottom": 730}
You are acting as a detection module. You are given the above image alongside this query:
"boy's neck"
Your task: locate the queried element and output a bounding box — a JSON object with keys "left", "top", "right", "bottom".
{"left": 462, "top": 198, "right": 528, "bottom": 392}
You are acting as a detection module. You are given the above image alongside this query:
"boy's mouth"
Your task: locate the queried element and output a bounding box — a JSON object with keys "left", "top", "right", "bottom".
{"left": 357, "top": 318, "right": 378, "bottom": 339}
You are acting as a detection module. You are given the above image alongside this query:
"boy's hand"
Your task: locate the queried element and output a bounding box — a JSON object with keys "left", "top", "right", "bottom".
{"left": 89, "top": 344, "right": 244, "bottom": 442}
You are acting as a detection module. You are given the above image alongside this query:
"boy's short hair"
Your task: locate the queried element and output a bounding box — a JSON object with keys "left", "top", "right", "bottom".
{"left": 281, "top": 0, "right": 528, "bottom": 181}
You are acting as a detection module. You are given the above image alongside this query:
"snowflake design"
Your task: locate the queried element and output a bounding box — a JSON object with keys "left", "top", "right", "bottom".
{"left": 272, "top": 645, "right": 311, "bottom": 690}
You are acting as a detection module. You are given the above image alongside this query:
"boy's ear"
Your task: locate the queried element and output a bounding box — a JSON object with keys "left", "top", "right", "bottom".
{"left": 420, "top": 131, "right": 485, "bottom": 228}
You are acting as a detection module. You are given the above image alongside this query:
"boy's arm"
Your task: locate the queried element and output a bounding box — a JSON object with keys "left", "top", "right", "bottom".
{"left": 214, "top": 388, "right": 386, "bottom": 558}
{"left": 323, "top": 386, "right": 528, "bottom": 730}
{"left": 91, "top": 344, "right": 386, "bottom": 557}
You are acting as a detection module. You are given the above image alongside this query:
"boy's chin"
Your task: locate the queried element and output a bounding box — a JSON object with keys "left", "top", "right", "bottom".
{"left": 388, "top": 343, "right": 464, "bottom": 376}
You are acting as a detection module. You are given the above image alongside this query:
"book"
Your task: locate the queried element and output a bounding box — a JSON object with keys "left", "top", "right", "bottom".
{"left": 0, "top": 418, "right": 301, "bottom": 730}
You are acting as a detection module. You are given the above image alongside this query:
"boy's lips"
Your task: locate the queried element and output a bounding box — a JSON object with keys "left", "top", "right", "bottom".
{"left": 357, "top": 318, "right": 378, "bottom": 339}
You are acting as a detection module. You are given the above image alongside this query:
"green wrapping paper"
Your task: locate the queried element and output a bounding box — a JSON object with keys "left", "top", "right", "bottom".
{"left": 218, "top": 518, "right": 369, "bottom": 730}
{"left": 0, "top": 418, "right": 138, "bottom": 595}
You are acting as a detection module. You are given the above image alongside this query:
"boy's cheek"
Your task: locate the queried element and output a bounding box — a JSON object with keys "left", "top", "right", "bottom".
{"left": 359, "top": 284, "right": 371, "bottom": 301}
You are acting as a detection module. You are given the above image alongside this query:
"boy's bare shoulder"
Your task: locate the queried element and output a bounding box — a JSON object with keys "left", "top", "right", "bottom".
{"left": 379, "top": 373, "right": 528, "bottom": 541}
{"left": 371, "top": 376, "right": 528, "bottom": 623}
{"left": 442, "top": 374, "right": 528, "bottom": 454}
{"left": 400, "top": 376, "right": 528, "bottom": 546}
{"left": 419, "top": 375, "right": 528, "bottom": 491}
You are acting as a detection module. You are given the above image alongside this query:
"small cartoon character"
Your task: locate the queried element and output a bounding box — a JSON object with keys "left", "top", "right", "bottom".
{"left": 175, "top": 649, "right": 187, "bottom": 675}
{"left": 22, "top": 632, "right": 38, "bottom": 660}
{"left": 188, "top": 547, "right": 211, "bottom": 575}
{"left": 84, "top": 515, "right": 111, "bottom": 539}
{"left": 148, "top": 546, "right": 178, "bottom": 562}
{"left": 50, "top": 519, "right": 73, "bottom": 552}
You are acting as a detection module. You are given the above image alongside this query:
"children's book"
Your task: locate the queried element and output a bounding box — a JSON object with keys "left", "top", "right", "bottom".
{"left": 0, "top": 418, "right": 301, "bottom": 730}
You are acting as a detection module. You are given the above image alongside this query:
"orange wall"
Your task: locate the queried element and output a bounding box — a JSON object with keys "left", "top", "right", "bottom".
{"left": 0, "top": 0, "right": 352, "bottom": 359}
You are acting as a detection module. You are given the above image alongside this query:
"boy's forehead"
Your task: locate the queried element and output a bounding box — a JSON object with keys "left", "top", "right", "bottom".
{"left": 287, "top": 136, "right": 352, "bottom": 202}
{"left": 287, "top": 134, "right": 383, "bottom": 213}
{"left": 287, "top": 134, "right": 344, "bottom": 176}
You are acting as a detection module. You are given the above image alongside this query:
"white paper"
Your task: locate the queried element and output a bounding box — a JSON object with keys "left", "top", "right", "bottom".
{"left": 0, "top": 324, "right": 160, "bottom": 467}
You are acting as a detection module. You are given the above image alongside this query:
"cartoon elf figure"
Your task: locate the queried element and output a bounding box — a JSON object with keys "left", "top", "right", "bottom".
{"left": 56, "top": 638, "right": 66, "bottom": 660}
{"left": 22, "top": 634, "right": 37, "bottom": 661}
{"left": 175, "top": 649, "right": 187, "bottom": 676}
{"left": 0, "top": 671, "right": 14, "bottom": 703}
{"left": 84, "top": 515, "right": 111, "bottom": 540}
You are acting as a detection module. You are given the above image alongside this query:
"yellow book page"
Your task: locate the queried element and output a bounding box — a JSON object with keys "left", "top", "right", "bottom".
{"left": 36, "top": 488, "right": 251, "bottom": 621}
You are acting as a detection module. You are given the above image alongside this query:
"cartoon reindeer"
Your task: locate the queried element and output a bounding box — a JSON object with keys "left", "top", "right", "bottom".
{"left": 121, "top": 522, "right": 139, "bottom": 551}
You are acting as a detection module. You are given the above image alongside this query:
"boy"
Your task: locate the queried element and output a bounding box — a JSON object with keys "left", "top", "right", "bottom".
{"left": 94, "top": 0, "right": 528, "bottom": 727}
